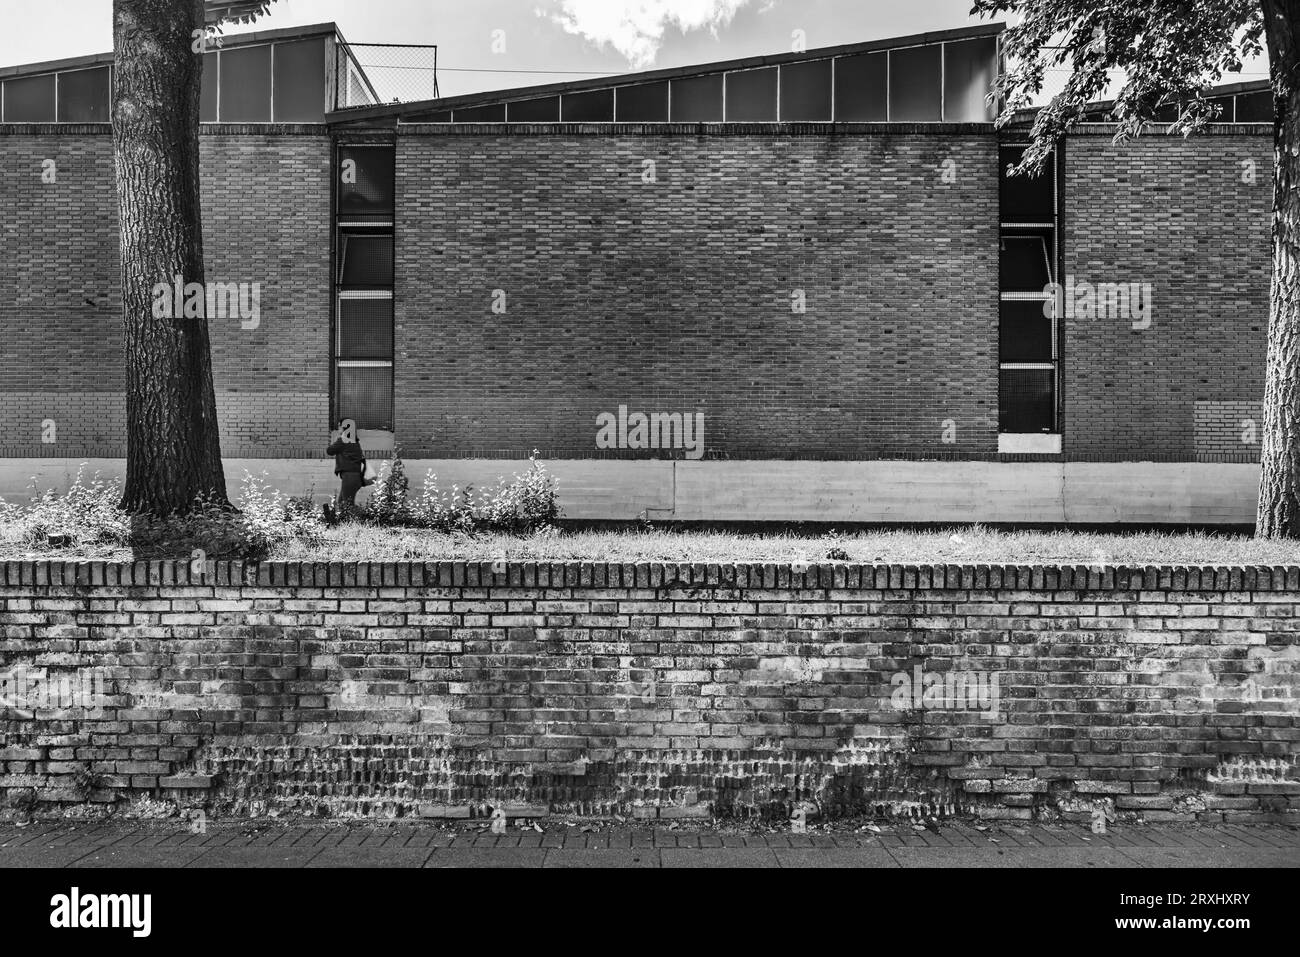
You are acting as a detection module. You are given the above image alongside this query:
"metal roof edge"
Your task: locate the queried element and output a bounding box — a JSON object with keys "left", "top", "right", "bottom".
{"left": 325, "top": 21, "right": 1007, "bottom": 124}
{"left": 392, "top": 120, "right": 1000, "bottom": 135}
{"left": 0, "top": 21, "right": 341, "bottom": 78}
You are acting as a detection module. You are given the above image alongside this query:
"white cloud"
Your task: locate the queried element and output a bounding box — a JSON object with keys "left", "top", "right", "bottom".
{"left": 545, "top": 0, "right": 757, "bottom": 69}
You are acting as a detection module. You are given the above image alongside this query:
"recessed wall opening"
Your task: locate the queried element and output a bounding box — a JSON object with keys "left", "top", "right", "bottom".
{"left": 998, "top": 145, "right": 1060, "bottom": 448}
{"left": 334, "top": 144, "right": 395, "bottom": 437}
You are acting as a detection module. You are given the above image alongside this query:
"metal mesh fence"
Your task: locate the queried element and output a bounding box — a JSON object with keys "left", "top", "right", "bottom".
{"left": 335, "top": 43, "right": 439, "bottom": 110}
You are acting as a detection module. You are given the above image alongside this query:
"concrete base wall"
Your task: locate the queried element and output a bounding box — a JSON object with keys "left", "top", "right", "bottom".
{"left": 0, "top": 458, "right": 1260, "bottom": 525}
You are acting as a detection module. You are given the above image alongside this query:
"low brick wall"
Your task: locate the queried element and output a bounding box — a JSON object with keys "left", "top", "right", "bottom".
{"left": 1, "top": 560, "right": 1296, "bottom": 823}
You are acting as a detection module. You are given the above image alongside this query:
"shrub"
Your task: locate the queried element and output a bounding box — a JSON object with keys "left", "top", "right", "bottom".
{"left": 284, "top": 490, "right": 318, "bottom": 521}
{"left": 408, "top": 451, "right": 560, "bottom": 533}
{"left": 367, "top": 450, "right": 411, "bottom": 525}
{"left": 0, "top": 466, "right": 129, "bottom": 550}
{"left": 0, "top": 455, "right": 559, "bottom": 557}
{"left": 208, "top": 472, "right": 323, "bottom": 558}
{"left": 477, "top": 451, "right": 561, "bottom": 533}
{"left": 0, "top": 468, "right": 322, "bottom": 560}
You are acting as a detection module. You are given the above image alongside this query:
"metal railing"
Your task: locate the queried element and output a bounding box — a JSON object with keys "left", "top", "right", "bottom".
{"left": 335, "top": 42, "right": 439, "bottom": 111}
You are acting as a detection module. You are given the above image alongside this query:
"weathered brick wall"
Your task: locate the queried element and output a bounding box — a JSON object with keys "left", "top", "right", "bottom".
{"left": 1063, "top": 129, "right": 1271, "bottom": 461}
{"left": 0, "top": 125, "right": 331, "bottom": 459}
{"left": 1, "top": 561, "right": 1296, "bottom": 823}
{"left": 1194, "top": 400, "right": 1263, "bottom": 460}
{"left": 1, "top": 122, "right": 1275, "bottom": 468}
{"left": 395, "top": 125, "right": 1001, "bottom": 459}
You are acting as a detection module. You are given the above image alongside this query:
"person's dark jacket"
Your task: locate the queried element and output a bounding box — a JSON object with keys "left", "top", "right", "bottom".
{"left": 327, "top": 439, "right": 367, "bottom": 476}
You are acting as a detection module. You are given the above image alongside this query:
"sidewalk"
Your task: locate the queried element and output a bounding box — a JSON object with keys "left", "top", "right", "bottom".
{"left": 2, "top": 821, "right": 1297, "bottom": 868}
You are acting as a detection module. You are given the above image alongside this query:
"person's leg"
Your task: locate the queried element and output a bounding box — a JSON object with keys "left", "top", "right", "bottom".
{"left": 338, "top": 472, "right": 362, "bottom": 517}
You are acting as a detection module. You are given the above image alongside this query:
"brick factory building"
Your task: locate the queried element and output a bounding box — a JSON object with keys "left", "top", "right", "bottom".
{"left": 0, "top": 21, "right": 1274, "bottom": 523}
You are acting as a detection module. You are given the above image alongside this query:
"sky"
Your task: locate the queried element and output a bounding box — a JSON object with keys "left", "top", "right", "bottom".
{"left": 0, "top": 0, "right": 1269, "bottom": 101}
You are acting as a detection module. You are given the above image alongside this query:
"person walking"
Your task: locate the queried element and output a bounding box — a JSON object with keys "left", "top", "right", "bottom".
{"left": 325, "top": 422, "right": 370, "bottom": 522}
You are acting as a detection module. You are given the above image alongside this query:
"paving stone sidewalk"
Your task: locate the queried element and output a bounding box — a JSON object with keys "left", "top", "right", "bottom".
{"left": 1, "top": 821, "right": 1297, "bottom": 868}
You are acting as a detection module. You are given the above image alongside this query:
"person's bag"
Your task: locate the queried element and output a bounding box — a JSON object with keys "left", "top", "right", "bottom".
{"left": 361, "top": 459, "right": 376, "bottom": 487}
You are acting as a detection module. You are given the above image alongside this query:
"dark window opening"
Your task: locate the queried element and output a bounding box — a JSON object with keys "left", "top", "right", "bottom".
{"left": 218, "top": 44, "right": 271, "bottom": 122}
{"left": 616, "top": 81, "right": 669, "bottom": 121}
{"left": 57, "top": 67, "right": 111, "bottom": 123}
{"left": 508, "top": 96, "right": 560, "bottom": 122}
{"left": 335, "top": 140, "right": 395, "bottom": 436}
{"left": 338, "top": 146, "right": 395, "bottom": 219}
{"left": 1153, "top": 101, "right": 1179, "bottom": 123}
{"left": 671, "top": 73, "right": 723, "bottom": 122}
{"left": 888, "top": 44, "right": 942, "bottom": 121}
{"left": 725, "top": 68, "right": 777, "bottom": 121}
{"left": 338, "top": 233, "right": 394, "bottom": 288}
{"left": 338, "top": 297, "right": 394, "bottom": 360}
{"left": 833, "top": 52, "right": 887, "bottom": 121}
{"left": 3, "top": 73, "right": 56, "bottom": 122}
{"left": 562, "top": 88, "right": 614, "bottom": 121}
{"left": 999, "top": 300, "right": 1055, "bottom": 364}
{"left": 273, "top": 38, "right": 327, "bottom": 122}
{"left": 999, "top": 368, "right": 1056, "bottom": 433}
{"left": 1235, "top": 91, "right": 1271, "bottom": 122}
{"left": 453, "top": 103, "right": 506, "bottom": 122}
{"left": 1000, "top": 231, "right": 1055, "bottom": 292}
{"left": 779, "top": 59, "right": 832, "bottom": 121}
{"left": 999, "top": 140, "right": 1060, "bottom": 439}
{"left": 337, "top": 366, "right": 394, "bottom": 431}
{"left": 999, "top": 146, "right": 1056, "bottom": 223}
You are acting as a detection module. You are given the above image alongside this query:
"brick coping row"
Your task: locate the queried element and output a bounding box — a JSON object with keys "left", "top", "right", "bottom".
{"left": 2, "top": 560, "right": 1300, "bottom": 591}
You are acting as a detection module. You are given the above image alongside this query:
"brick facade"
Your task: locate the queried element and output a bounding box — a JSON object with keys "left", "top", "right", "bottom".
{"left": 395, "top": 125, "right": 1000, "bottom": 459}
{"left": 0, "top": 122, "right": 1277, "bottom": 485}
{"left": 1, "top": 560, "right": 1296, "bottom": 823}
{"left": 1194, "top": 399, "right": 1263, "bottom": 461}
{"left": 0, "top": 125, "right": 331, "bottom": 459}
{"left": 1062, "top": 129, "right": 1271, "bottom": 461}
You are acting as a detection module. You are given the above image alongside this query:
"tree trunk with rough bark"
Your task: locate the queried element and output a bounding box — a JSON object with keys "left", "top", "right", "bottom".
{"left": 1259, "top": 0, "right": 1300, "bottom": 537}
{"left": 113, "top": 0, "right": 229, "bottom": 514}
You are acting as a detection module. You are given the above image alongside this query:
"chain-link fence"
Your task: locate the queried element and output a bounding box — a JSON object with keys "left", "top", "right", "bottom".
{"left": 335, "top": 42, "right": 439, "bottom": 110}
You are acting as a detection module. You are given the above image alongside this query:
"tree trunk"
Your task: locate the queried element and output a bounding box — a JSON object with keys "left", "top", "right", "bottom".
{"left": 1258, "top": 0, "right": 1300, "bottom": 536}
{"left": 113, "top": 0, "right": 229, "bottom": 514}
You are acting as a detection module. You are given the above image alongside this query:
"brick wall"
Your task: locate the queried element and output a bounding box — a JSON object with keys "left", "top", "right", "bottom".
{"left": 394, "top": 125, "right": 1001, "bottom": 459}
{"left": 1, "top": 560, "right": 1296, "bottom": 823}
{"left": 1063, "top": 129, "right": 1271, "bottom": 460}
{"left": 0, "top": 125, "right": 331, "bottom": 459}
{"left": 1, "top": 122, "right": 1275, "bottom": 468}
{"left": 1194, "top": 400, "right": 1263, "bottom": 461}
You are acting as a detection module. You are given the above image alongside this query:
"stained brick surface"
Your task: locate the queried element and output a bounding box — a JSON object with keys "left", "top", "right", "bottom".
{"left": 0, "top": 126, "right": 331, "bottom": 458}
{"left": 0, "top": 123, "right": 1275, "bottom": 464}
{"left": 1194, "top": 399, "right": 1262, "bottom": 461}
{"left": 1, "top": 560, "right": 1295, "bottom": 822}
{"left": 1063, "top": 131, "right": 1271, "bottom": 460}
{"left": 395, "top": 127, "right": 1000, "bottom": 459}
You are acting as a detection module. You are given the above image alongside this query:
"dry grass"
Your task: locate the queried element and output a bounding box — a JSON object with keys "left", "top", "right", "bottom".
{"left": 260, "top": 523, "right": 1300, "bottom": 566}
{"left": 3, "top": 502, "right": 1297, "bottom": 567}
{"left": 4, "top": 466, "right": 1293, "bottom": 566}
